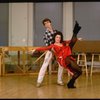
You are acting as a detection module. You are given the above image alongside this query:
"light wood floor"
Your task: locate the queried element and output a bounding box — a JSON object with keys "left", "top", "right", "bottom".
{"left": 0, "top": 72, "right": 100, "bottom": 99}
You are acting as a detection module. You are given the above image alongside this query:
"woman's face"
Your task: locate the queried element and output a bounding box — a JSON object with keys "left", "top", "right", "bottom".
{"left": 55, "top": 35, "right": 61, "bottom": 43}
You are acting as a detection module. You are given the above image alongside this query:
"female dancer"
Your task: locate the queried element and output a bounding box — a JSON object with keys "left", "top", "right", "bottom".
{"left": 31, "top": 24, "right": 82, "bottom": 88}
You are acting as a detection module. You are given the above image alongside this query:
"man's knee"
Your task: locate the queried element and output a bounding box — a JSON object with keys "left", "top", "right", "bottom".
{"left": 44, "top": 58, "right": 50, "bottom": 63}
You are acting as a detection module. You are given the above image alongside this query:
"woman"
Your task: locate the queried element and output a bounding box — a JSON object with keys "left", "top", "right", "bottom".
{"left": 31, "top": 29, "right": 82, "bottom": 89}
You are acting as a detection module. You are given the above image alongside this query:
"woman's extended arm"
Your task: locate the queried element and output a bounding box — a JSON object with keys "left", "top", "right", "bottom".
{"left": 36, "top": 44, "right": 53, "bottom": 51}
{"left": 29, "top": 44, "right": 53, "bottom": 55}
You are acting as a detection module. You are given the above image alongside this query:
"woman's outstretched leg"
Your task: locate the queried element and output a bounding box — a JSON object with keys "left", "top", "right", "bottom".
{"left": 69, "top": 21, "right": 82, "bottom": 50}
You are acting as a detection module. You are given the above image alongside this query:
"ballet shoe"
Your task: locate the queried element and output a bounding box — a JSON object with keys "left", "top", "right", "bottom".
{"left": 36, "top": 83, "right": 41, "bottom": 87}
{"left": 67, "top": 84, "right": 76, "bottom": 88}
{"left": 67, "top": 79, "right": 76, "bottom": 89}
{"left": 57, "top": 82, "right": 64, "bottom": 86}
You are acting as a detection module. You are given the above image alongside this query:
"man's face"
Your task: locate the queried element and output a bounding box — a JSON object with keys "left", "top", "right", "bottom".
{"left": 44, "top": 21, "right": 52, "bottom": 28}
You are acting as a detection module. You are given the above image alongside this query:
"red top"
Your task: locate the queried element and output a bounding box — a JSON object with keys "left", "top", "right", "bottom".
{"left": 36, "top": 41, "right": 75, "bottom": 71}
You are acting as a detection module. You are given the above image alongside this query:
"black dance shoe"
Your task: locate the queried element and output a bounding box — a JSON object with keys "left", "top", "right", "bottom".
{"left": 67, "top": 79, "right": 76, "bottom": 89}
{"left": 67, "top": 83, "right": 76, "bottom": 88}
{"left": 73, "top": 21, "right": 82, "bottom": 35}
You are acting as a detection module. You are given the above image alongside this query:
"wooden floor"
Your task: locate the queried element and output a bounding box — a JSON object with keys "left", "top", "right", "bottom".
{"left": 0, "top": 72, "right": 100, "bottom": 99}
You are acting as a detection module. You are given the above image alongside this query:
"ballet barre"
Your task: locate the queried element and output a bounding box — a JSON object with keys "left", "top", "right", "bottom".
{"left": 0, "top": 46, "right": 43, "bottom": 76}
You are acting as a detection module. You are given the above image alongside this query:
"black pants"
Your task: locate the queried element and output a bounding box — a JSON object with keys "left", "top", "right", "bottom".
{"left": 67, "top": 35, "right": 82, "bottom": 80}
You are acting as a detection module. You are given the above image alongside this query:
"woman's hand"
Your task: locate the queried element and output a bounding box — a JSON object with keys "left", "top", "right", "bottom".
{"left": 78, "top": 37, "right": 82, "bottom": 41}
{"left": 28, "top": 49, "right": 36, "bottom": 54}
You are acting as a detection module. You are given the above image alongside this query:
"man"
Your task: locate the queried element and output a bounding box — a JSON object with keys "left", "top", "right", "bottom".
{"left": 36, "top": 18, "right": 64, "bottom": 87}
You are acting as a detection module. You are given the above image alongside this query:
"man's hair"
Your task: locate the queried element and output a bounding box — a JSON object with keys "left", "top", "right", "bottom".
{"left": 42, "top": 18, "right": 51, "bottom": 25}
{"left": 52, "top": 31, "right": 63, "bottom": 43}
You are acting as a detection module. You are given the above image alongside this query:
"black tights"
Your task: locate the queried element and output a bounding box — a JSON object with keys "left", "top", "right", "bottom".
{"left": 65, "top": 56, "right": 82, "bottom": 87}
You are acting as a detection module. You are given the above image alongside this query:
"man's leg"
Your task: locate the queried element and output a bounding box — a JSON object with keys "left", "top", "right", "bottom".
{"left": 57, "top": 63, "right": 64, "bottom": 85}
{"left": 37, "top": 50, "right": 52, "bottom": 87}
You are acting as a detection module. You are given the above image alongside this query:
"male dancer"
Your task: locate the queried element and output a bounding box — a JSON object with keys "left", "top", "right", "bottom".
{"left": 36, "top": 18, "right": 64, "bottom": 87}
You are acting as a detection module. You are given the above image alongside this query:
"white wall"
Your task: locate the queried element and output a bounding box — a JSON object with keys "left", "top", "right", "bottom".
{"left": 9, "top": 3, "right": 33, "bottom": 46}
{"left": 63, "top": 2, "right": 73, "bottom": 40}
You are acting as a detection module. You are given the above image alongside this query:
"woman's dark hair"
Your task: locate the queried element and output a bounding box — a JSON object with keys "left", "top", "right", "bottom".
{"left": 42, "top": 18, "right": 51, "bottom": 25}
{"left": 52, "top": 31, "right": 63, "bottom": 43}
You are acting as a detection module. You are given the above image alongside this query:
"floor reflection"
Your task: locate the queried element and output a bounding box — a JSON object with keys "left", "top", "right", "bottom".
{"left": 0, "top": 73, "right": 100, "bottom": 98}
